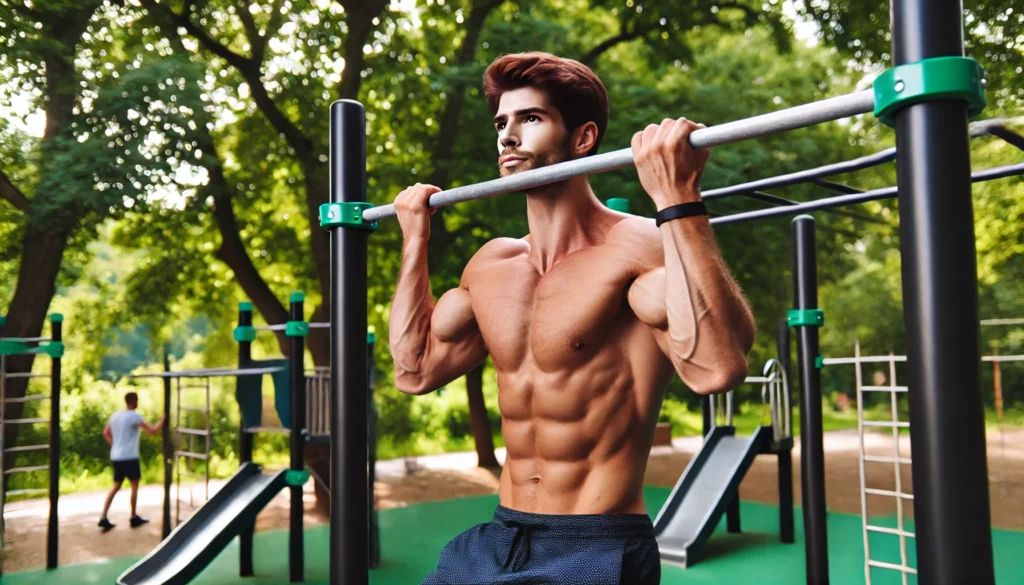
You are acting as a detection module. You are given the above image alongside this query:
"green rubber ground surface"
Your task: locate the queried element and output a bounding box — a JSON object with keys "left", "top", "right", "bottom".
{"left": 6, "top": 487, "right": 1023, "bottom": 584}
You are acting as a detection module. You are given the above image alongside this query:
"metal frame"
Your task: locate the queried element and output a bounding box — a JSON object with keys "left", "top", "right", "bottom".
{"left": 327, "top": 3, "right": 1009, "bottom": 579}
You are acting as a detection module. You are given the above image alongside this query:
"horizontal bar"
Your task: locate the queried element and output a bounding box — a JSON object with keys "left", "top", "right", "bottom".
{"left": 0, "top": 337, "right": 51, "bottom": 343}
{"left": 4, "top": 444, "right": 49, "bottom": 453}
{"left": 255, "top": 324, "right": 287, "bottom": 332}
{"left": 981, "top": 318, "right": 1024, "bottom": 326}
{"left": 4, "top": 465, "right": 49, "bottom": 475}
{"left": 3, "top": 418, "right": 49, "bottom": 425}
{"left": 982, "top": 355, "right": 1024, "bottom": 362}
{"left": 862, "top": 385, "right": 909, "bottom": 393}
{"left": 175, "top": 450, "right": 210, "bottom": 460}
{"left": 363, "top": 90, "right": 876, "bottom": 221}
{"left": 711, "top": 162, "right": 1024, "bottom": 226}
{"left": 132, "top": 366, "right": 283, "bottom": 379}
{"left": 864, "top": 487, "right": 915, "bottom": 500}
{"left": 867, "top": 525, "right": 916, "bottom": 538}
{"left": 3, "top": 394, "right": 51, "bottom": 403}
{"left": 1, "top": 372, "right": 49, "bottom": 379}
{"left": 863, "top": 455, "right": 913, "bottom": 465}
{"left": 6, "top": 488, "right": 47, "bottom": 497}
{"left": 823, "top": 356, "right": 908, "bottom": 365}
{"left": 868, "top": 560, "right": 918, "bottom": 574}
{"left": 308, "top": 322, "right": 330, "bottom": 329}
{"left": 863, "top": 420, "right": 911, "bottom": 428}
{"left": 744, "top": 376, "right": 771, "bottom": 384}
{"left": 176, "top": 428, "right": 210, "bottom": 436}
{"left": 243, "top": 426, "right": 290, "bottom": 434}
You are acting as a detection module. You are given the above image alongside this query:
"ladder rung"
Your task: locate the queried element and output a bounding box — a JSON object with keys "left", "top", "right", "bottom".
{"left": 863, "top": 420, "right": 910, "bottom": 428}
{"left": 862, "top": 385, "right": 908, "bottom": 392}
{"left": 4, "top": 444, "right": 49, "bottom": 453}
{"left": 244, "top": 426, "right": 290, "bottom": 434}
{"left": 865, "top": 487, "right": 914, "bottom": 500}
{"left": 3, "top": 394, "right": 50, "bottom": 403}
{"left": 867, "top": 525, "right": 915, "bottom": 538}
{"left": 4, "top": 465, "right": 50, "bottom": 475}
{"left": 868, "top": 559, "right": 917, "bottom": 573}
{"left": 2, "top": 373, "right": 49, "bottom": 379}
{"left": 863, "top": 455, "right": 912, "bottom": 465}
{"left": 179, "top": 406, "right": 210, "bottom": 413}
{"left": 6, "top": 488, "right": 47, "bottom": 497}
{"left": 3, "top": 418, "right": 49, "bottom": 425}
{"left": 175, "top": 451, "right": 209, "bottom": 460}
{"left": 176, "top": 428, "right": 210, "bottom": 436}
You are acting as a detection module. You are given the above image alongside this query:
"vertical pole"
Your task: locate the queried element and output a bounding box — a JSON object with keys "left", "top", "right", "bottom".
{"left": 46, "top": 314, "right": 62, "bottom": 570}
{"left": 237, "top": 302, "right": 255, "bottom": 576}
{"left": 329, "top": 99, "right": 370, "bottom": 585}
{"left": 993, "top": 356, "right": 1003, "bottom": 424}
{"left": 792, "top": 215, "right": 828, "bottom": 584}
{"left": 701, "top": 396, "right": 711, "bottom": 437}
{"left": 367, "top": 333, "right": 380, "bottom": 569}
{"left": 162, "top": 348, "right": 173, "bottom": 539}
{"left": 289, "top": 292, "right": 306, "bottom": 583}
{"left": 890, "top": 0, "right": 995, "bottom": 581}
{"left": 777, "top": 319, "right": 795, "bottom": 544}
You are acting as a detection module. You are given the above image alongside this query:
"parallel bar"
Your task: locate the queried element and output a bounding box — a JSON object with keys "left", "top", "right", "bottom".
{"left": 1, "top": 373, "right": 48, "bottom": 379}
{"left": 4, "top": 444, "right": 49, "bottom": 453}
{"left": 892, "top": 0, "right": 995, "bottom": 580}
{"left": 981, "top": 318, "right": 1024, "bottom": 326}
{"left": 174, "top": 451, "right": 209, "bottom": 460}
{"left": 131, "top": 366, "right": 282, "bottom": 379}
{"left": 3, "top": 395, "right": 50, "bottom": 403}
{"left": 864, "top": 455, "right": 913, "bottom": 465}
{"left": 308, "top": 322, "right": 330, "bottom": 329}
{"left": 862, "top": 385, "right": 909, "bottom": 392}
{"left": 176, "top": 428, "right": 210, "bottom": 437}
{"left": 710, "top": 163, "right": 1024, "bottom": 226}
{"left": 824, "top": 356, "right": 908, "bottom": 365}
{"left": 5, "top": 465, "right": 49, "bottom": 474}
{"left": 865, "top": 487, "right": 915, "bottom": 500}
{"left": 792, "top": 216, "right": 829, "bottom": 584}
{"left": 0, "top": 337, "right": 51, "bottom": 343}
{"left": 867, "top": 526, "right": 917, "bottom": 537}
{"left": 244, "top": 426, "right": 290, "bottom": 434}
{"left": 254, "top": 324, "right": 287, "bottom": 332}
{"left": 5, "top": 418, "right": 48, "bottom": 424}
{"left": 363, "top": 91, "right": 876, "bottom": 221}
{"left": 330, "top": 99, "right": 370, "bottom": 585}
{"left": 982, "top": 355, "right": 1024, "bottom": 362}
{"left": 868, "top": 560, "right": 919, "bottom": 574}
{"left": 862, "top": 420, "right": 911, "bottom": 428}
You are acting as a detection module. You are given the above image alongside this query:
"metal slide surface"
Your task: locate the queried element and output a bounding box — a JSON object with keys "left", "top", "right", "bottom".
{"left": 653, "top": 426, "right": 770, "bottom": 567}
{"left": 117, "top": 463, "right": 287, "bottom": 585}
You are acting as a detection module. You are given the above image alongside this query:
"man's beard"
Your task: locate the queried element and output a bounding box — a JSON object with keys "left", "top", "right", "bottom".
{"left": 498, "top": 138, "right": 574, "bottom": 177}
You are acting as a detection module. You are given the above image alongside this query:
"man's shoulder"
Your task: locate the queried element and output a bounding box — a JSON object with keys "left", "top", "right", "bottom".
{"left": 466, "top": 237, "right": 529, "bottom": 272}
{"left": 606, "top": 215, "right": 662, "bottom": 265}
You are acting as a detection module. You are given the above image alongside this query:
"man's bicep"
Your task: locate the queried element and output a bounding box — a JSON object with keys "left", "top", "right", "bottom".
{"left": 628, "top": 267, "right": 668, "bottom": 330}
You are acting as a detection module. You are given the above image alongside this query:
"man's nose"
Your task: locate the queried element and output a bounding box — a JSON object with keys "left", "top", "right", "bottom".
{"left": 500, "top": 131, "right": 520, "bottom": 149}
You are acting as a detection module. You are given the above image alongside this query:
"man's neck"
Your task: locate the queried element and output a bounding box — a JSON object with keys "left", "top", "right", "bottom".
{"left": 524, "top": 175, "right": 609, "bottom": 273}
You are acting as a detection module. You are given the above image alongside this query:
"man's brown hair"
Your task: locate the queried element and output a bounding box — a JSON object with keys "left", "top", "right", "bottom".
{"left": 483, "top": 52, "right": 609, "bottom": 157}
{"left": 125, "top": 392, "right": 138, "bottom": 406}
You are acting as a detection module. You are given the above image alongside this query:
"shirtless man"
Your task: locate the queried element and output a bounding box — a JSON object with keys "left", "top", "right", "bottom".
{"left": 390, "top": 52, "right": 755, "bottom": 585}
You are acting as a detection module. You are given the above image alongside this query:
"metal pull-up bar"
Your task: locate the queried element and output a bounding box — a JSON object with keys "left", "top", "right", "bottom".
{"left": 361, "top": 90, "right": 876, "bottom": 222}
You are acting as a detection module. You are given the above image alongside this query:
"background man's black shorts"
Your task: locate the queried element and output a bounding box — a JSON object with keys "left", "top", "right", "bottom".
{"left": 113, "top": 459, "right": 142, "bottom": 483}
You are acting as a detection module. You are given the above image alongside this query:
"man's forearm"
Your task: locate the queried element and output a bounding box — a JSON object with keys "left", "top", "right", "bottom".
{"left": 390, "top": 237, "right": 436, "bottom": 373}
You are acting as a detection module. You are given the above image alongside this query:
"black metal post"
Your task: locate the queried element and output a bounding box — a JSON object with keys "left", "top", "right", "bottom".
{"left": 776, "top": 319, "right": 795, "bottom": 545}
{"left": 46, "top": 314, "right": 61, "bottom": 570}
{"left": 237, "top": 302, "right": 255, "bottom": 576}
{"left": 701, "top": 396, "right": 711, "bottom": 437}
{"left": 162, "top": 348, "right": 173, "bottom": 539}
{"left": 329, "top": 99, "right": 370, "bottom": 585}
{"left": 367, "top": 334, "right": 380, "bottom": 569}
{"left": 891, "top": 1, "right": 995, "bottom": 581}
{"left": 792, "top": 216, "right": 828, "bottom": 584}
{"left": 289, "top": 293, "right": 306, "bottom": 583}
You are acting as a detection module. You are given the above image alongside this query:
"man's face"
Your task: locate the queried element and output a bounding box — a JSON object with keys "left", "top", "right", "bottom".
{"left": 493, "top": 86, "right": 573, "bottom": 177}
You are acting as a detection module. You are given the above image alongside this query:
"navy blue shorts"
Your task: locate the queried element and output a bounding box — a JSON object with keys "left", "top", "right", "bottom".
{"left": 113, "top": 459, "right": 141, "bottom": 483}
{"left": 421, "top": 505, "right": 661, "bottom": 585}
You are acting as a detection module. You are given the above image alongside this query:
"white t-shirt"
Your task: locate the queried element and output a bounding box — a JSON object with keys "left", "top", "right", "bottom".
{"left": 108, "top": 409, "right": 145, "bottom": 462}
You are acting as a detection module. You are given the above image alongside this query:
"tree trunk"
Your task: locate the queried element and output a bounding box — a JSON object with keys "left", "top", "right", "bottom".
{"left": 466, "top": 361, "right": 499, "bottom": 468}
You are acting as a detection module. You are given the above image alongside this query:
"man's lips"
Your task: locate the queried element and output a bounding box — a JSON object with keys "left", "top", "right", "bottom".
{"left": 499, "top": 155, "right": 528, "bottom": 167}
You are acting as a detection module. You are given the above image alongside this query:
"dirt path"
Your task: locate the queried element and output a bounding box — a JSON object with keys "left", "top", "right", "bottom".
{"left": 4, "top": 428, "right": 1022, "bottom": 573}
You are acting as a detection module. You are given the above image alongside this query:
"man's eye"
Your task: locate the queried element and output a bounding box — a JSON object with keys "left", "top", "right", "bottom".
{"left": 496, "top": 122, "right": 506, "bottom": 131}
{"left": 525, "top": 115, "right": 539, "bottom": 122}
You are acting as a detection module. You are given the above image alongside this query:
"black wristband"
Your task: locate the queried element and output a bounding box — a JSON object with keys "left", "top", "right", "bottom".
{"left": 655, "top": 201, "right": 708, "bottom": 227}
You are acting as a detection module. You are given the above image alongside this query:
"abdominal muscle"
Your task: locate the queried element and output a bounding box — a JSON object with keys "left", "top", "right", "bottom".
{"left": 494, "top": 345, "right": 664, "bottom": 516}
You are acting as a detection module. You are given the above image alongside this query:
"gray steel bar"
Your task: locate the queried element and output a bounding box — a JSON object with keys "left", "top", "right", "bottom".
{"left": 362, "top": 90, "right": 876, "bottom": 221}
{"left": 710, "top": 163, "right": 1024, "bottom": 226}
{"left": 129, "top": 366, "right": 283, "bottom": 379}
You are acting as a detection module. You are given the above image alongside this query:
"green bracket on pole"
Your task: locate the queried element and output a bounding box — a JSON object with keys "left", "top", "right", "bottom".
{"left": 44, "top": 342, "right": 65, "bottom": 359}
{"left": 50, "top": 314, "right": 63, "bottom": 323}
{"left": 285, "top": 469, "right": 310, "bottom": 487}
{"left": 815, "top": 355, "right": 824, "bottom": 369}
{"left": 0, "top": 341, "right": 29, "bottom": 356}
{"left": 286, "top": 321, "right": 309, "bottom": 337}
{"left": 605, "top": 198, "right": 631, "bottom": 213}
{"left": 873, "top": 56, "right": 986, "bottom": 128}
{"left": 787, "top": 309, "right": 824, "bottom": 328}
{"left": 0, "top": 315, "right": 5, "bottom": 327}
{"left": 233, "top": 326, "right": 257, "bottom": 343}
{"left": 239, "top": 301, "right": 254, "bottom": 312}
{"left": 290, "top": 291, "right": 305, "bottom": 304}
{"left": 367, "top": 331, "right": 376, "bottom": 344}
{"left": 319, "top": 202, "right": 378, "bottom": 231}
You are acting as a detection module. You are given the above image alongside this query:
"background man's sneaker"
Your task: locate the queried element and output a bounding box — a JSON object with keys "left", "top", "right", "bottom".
{"left": 130, "top": 516, "right": 150, "bottom": 528}
{"left": 98, "top": 518, "right": 116, "bottom": 532}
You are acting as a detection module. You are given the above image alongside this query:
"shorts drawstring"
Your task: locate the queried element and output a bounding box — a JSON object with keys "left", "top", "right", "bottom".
{"left": 503, "top": 520, "right": 545, "bottom": 571}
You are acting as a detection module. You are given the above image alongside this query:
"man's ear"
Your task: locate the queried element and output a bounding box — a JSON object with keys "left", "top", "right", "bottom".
{"left": 572, "top": 121, "right": 599, "bottom": 157}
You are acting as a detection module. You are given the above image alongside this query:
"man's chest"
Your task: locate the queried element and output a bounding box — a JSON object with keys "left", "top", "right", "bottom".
{"left": 468, "top": 248, "right": 644, "bottom": 369}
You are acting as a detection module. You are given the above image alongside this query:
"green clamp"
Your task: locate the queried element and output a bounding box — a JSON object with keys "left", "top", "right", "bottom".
{"left": 0, "top": 341, "right": 29, "bottom": 357}
{"left": 815, "top": 355, "right": 824, "bottom": 369}
{"left": 605, "top": 198, "right": 631, "bottom": 213}
{"left": 787, "top": 309, "right": 824, "bottom": 328}
{"left": 50, "top": 314, "right": 64, "bottom": 323}
{"left": 239, "top": 301, "right": 254, "bottom": 312}
{"left": 289, "top": 291, "right": 305, "bottom": 304}
{"left": 44, "top": 342, "right": 65, "bottom": 359}
{"left": 319, "top": 202, "right": 378, "bottom": 231}
{"left": 874, "top": 56, "right": 986, "bottom": 128}
{"left": 233, "top": 326, "right": 257, "bottom": 343}
{"left": 285, "top": 469, "right": 310, "bottom": 487}
{"left": 367, "top": 331, "right": 376, "bottom": 344}
{"left": 286, "top": 321, "right": 309, "bottom": 337}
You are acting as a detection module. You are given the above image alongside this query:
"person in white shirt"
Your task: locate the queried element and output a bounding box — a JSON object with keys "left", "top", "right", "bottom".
{"left": 98, "top": 392, "right": 165, "bottom": 532}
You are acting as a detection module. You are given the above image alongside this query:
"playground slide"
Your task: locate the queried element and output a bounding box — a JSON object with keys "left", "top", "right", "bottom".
{"left": 117, "top": 463, "right": 287, "bottom": 585}
{"left": 653, "top": 425, "right": 771, "bottom": 568}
